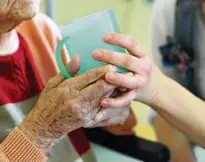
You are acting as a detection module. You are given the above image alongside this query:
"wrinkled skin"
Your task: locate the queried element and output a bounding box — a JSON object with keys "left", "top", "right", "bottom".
{"left": 68, "top": 60, "right": 134, "bottom": 130}
{"left": 0, "top": 0, "right": 40, "bottom": 34}
{"left": 20, "top": 65, "right": 116, "bottom": 152}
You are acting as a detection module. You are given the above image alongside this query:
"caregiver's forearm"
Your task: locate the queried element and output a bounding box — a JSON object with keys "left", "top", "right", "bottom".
{"left": 151, "top": 70, "right": 205, "bottom": 148}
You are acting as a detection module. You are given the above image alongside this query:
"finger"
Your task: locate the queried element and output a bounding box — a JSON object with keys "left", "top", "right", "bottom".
{"left": 82, "top": 106, "right": 100, "bottom": 123}
{"left": 66, "top": 55, "right": 81, "bottom": 76}
{"left": 47, "top": 56, "right": 80, "bottom": 88}
{"left": 79, "top": 90, "right": 113, "bottom": 115}
{"left": 62, "top": 65, "right": 117, "bottom": 90}
{"left": 47, "top": 73, "right": 65, "bottom": 88}
{"left": 101, "top": 90, "right": 136, "bottom": 108}
{"left": 84, "top": 120, "right": 96, "bottom": 128}
{"left": 87, "top": 115, "right": 128, "bottom": 128}
{"left": 94, "top": 107, "right": 125, "bottom": 122}
{"left": 103, "top": 33, "right": 145, "bottom": 58}
{"left": 93, "top": 49, "right": 145, "bottom": 73}
{"left": 118, "top": 72, "right": 133, "bottom": 92}
{"left": 79, "top": 79, "right": 116, "bottom": 103}
{"left": 84, "top": 108, "right": 130, "bottom": 128}
{"left": 105, "top": 72, "right": 146, "bottom": 89}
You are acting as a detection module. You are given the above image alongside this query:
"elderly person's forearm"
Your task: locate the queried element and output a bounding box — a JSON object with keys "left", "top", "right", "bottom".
{"left": 0, "top": 128, "right": 47, "bottom": 162}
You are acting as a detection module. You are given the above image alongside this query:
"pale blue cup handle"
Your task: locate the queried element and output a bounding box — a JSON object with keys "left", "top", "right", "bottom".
{"left": 55, "top": 36, "right": 72, "bottom": 79}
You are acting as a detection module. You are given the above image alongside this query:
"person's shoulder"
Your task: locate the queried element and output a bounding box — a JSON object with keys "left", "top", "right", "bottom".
{"left": 17, "top": 12, "right": 62, "bottom": 40}
{"left": 17, "top": 12, "right": 64, "bottom": 56}
{"left": 32, "top": 12, "right": 62, "bottom": 37}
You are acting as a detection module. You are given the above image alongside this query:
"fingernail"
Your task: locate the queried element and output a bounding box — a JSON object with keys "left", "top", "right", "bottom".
{"left": 93, "top": 49, "right": 102, "bottom": 58}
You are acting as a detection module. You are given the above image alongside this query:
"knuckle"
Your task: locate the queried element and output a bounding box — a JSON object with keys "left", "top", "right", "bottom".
{"left": 123, "top": 55, "right": 134, "bottom": 69}
{"left": 69, "top": 100, "right": 83, "bottom": 118}
{"left": 70, "top": 101, "right": 81, "bottom": 112}
{"left": 122, "top": 58, "right": 130, "bottom": 69}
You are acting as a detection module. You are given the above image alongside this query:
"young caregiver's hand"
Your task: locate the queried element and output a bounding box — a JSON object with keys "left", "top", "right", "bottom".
{"left": 67, "top": 56, "right": 136, "bottom": 130}
{"left": 92, "top": 33, "right": 153, "bottom": 107}
{"left": 67, "top": 55, "right": 137, "bottom": 130}
{"left": 19, "top": 59, "right": 116, "bottom": 153}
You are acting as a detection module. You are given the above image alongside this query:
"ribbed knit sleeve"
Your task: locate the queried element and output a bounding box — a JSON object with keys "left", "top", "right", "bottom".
{"left": 0, "top": 127, "right": 47, "bottom": 162}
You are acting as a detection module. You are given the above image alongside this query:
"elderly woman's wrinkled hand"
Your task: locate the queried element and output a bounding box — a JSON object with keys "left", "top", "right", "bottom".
{"left": 19, "top": 63, "right": 116, "bottom": 153}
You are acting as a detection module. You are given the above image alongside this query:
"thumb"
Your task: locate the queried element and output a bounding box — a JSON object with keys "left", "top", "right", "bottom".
{"left": 66, "top": 55, "right": 81, "bottom": 76}
{"left": 47, "top": 55, "right": 81, "bottom": 89}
